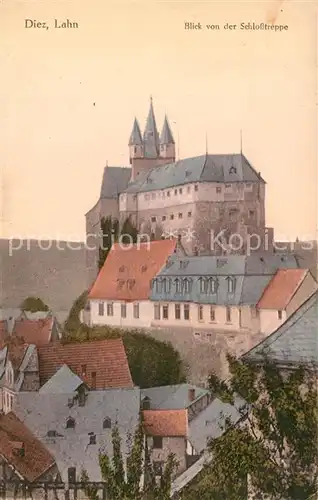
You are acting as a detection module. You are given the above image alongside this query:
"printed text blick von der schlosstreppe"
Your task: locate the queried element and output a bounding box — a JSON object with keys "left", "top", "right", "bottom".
{"left": 185, "top": 22, "right": 289, "bottom": 31}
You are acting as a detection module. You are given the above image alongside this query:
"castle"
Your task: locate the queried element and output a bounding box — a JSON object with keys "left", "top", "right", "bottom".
{"left": 85, "top": 98, "right": 273, "bottom": 285}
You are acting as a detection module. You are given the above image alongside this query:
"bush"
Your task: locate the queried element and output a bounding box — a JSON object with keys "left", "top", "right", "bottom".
{"left": 20, "top": 297, "right": 49, "bottom": 313}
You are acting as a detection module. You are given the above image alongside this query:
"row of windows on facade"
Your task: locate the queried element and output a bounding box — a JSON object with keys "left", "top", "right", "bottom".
{"left": 98, "top": 302, "right": 139, "bottom": 318}
{"left": 154, "top": 303, "right": 233, "bottom": 323}
{"left": 120, "top": 182, "right": 254, "bottom": 203}
{"left": 152, "top": 276, "right": 236, "bottom": 295}
{"left": 149, "top": 208, "right": 255, "bottom": 224}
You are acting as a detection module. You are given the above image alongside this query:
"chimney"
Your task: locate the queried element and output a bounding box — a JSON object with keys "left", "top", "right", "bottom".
{"left": 188, "top": 388, "right": 196, "bottom": 402}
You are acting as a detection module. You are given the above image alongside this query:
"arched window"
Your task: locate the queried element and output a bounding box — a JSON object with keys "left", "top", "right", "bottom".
{"left": 183, "top": 278, "right": 192, "bottom": 294}
{"left": 199, "top": 277, "right": 207, "bottom": 294}
{"left": 103, "top": 417, "right": 112, "bottom": 429}
{"left": 227, "top": 276, "right": 236, "bottom": 294}
{"left": 66, "top": 417, "right": 76, "bottom": 429}
{"left": 207, "top": 277, "right": 218, "bottom": 294}
{"left": 174, "top": 278, "right": 181, "bottom": 293}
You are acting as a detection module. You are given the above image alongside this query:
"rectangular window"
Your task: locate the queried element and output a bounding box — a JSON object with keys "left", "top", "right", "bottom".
{"left": 121, "top": 303, "right": 126, "bottom": 318}
{"left": 91, "top": 372, "right": 97, "bottom": 390}
{"left": 170, "top": 214, "right": 174, "bottom": 220}
{"left": 249, "top": 210, "right": 255, "bottom": 217}
{"left": 188, "top": 211, "right": 192, "bottom": 218}
{"left": 68, "top": 467, "right": 76, "bottom": 483}
{"left": 162, "top": 215, "right": 166, "bottom": 221}
{"left": 278, "top": 310, "right": 283, "bottom": 320}
{"left": 153, "top": 436, "right": 163, "bottom": 449}
{"left": 178, "top": 213, "right": 183, "bottom": 219}
{"left": 107, "top": 303, "right": 114, "bottom": 316}
{"left": 184, "top": 304, "right": 190, "bottom": 320}
{"left": 198, "top": 305, "right": 203, "bottom": 321}
{"left": 167, "top": 191, "right": 170, "bottom": 197}
{"left": 151, "top": 216, "right": 156, "bottom": 222}
{"left": 162, "top": 305, "right": 169, "bottom": 319}
{"left": 81, "top": 365, "right": 87, "bottom": 376}
{"left": 225, "top": 183, "right": 232, "bottom": 189}
{"left": 174, "top": 189, "right": 178, "bottom": 195}
{"left": 226, "top": 306, "right": 231, "bottom": 323}
{"left": 216, "top": 186, "right": 222, "bottom": 193}
{"left": 175, "top": 304, "right": 181, "bottom": 320}
{"left": 194, "top": 185, "right": 198, "bottom": 191}
{"left": 187, "top": 186, "right": 191, "bottom": 193}
{"left": 210, "top": 306, "right": 215, "bottom": 322}
{"left": 133, "top": 303, "right": 139, "bottom": 319}
{"left": 154, "top": 304, "right": 160, "bottom": 320}
{"left": 179, "top": 188, "right": 182, "bottom": 194}
{"left": 98, "top": 302, "right": 104, "bottom": 316}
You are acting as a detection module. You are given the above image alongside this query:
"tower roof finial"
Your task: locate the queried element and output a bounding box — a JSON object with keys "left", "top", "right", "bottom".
{"left": 205, "top": 132, "right": 208, "bottom": 155}
{"left": 240, "top": 129, "right": 243, "bottom": 154}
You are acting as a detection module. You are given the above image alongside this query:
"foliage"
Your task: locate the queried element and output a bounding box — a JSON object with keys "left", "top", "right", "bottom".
{"left": 182, "top": 354, "right": 318, "bottom": 500}
{"left": 98, "top": 215, "right": 138, "bottom": 270}
{"left": 63, "top": 321, "right": 186, "bottom": 388}
{"left": 63, "top": 289, "right": 89, "bottom": 333}
{"left": 81, "top": 418, "right": 178, "bottom": 500}
{"left": 20, "top": 296, "right": 49, "bottom": 313}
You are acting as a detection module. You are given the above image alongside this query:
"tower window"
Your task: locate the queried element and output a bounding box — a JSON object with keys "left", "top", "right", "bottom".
{"left": 188, "top": 212, "right": 192, "bottom": 218}
{"left": 103, "top": 417, "right": 112, "bottom": 429}
{"left": 178, "top": 213, "right": 183, "bottom": 219}
{"left": 216, "top": 187, "right": 222, "bottom": 193}
{"left": 151, "top": 216, "right": 156, "bottom": 222}
{"left": 174, "top": 189, "right": 178, "bottom": 195}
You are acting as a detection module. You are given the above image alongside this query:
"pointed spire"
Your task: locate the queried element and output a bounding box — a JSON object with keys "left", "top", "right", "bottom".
{"left": 240, "top": 129, "right": 243, "bottom": 154}
{"left": 205, "top": 132, "right": 208, "bottom": 155}
{"left": 128, "top": 118, "right": 142, "bottom": 146}
{"left": 143, "top": 96, "right": 160, "bottom": 158}
{"left": 160, "top": 115, "right": 175, "bottom": 145}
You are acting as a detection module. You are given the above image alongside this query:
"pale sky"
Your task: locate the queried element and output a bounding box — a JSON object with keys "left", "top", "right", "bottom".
{"left": 1, "top": 0, "right": 317, "bottom": 242}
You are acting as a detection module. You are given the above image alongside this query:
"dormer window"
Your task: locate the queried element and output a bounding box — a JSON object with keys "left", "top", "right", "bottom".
{"left": 66, "top": 417, "right": 75, "bottom": 429}
{"left": 229, "top": 166, "right": 237, "bottom": 174}
{"left": 183, "top": 278, "right": 192, "bottom": 294}
{"left": 175, "top": 278, "right": 181, "bottom": 293}
{"left": 199, "top": 277, "right": 207, "bottom": 294}
{"left": 47, "top": 430, "right": 57, "bottom": 438}
{"left": 163, "top": 278, "right": 171, "bottom": 293}
{"left": 207, "top": 277, "right": 218, "bottom": 294}
{"left": 102, "top": 417, "right": 112, "bottom": 429}
{"left": 142, "top": 397, "right": 151, "bottom": 410}
{"left": 227, "top": 277, "right": 236, "bottom": 294}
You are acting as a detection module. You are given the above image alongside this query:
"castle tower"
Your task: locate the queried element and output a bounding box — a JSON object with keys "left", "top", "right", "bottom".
{"left": 160, "top": 115, "right": 175, "bottom": 162}
{"left": 128, "top": 118, "right": 143, "bottom": 164}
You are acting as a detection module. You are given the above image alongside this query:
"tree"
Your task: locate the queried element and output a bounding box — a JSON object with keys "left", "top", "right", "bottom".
{"left": 20, "top": 296, "right": 49, "bottom": 313}
{"left": 183, "top": 354, "right": 318, "bottom": 500}
{"left": 81, "top": 418, "right": 177, "bottom": 500}
{"left": 63, "top": 290, "right": 89, "bottom": 333}
{"left": 98, "top": 216, "right": 138, "bottom": 270}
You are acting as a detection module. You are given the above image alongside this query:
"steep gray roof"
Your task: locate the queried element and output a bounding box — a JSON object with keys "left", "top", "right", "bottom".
{"left": 150, "top": 254, "right": 298, "bottom": 305}
{"left": 15, "top": 388, "right": 140, "bottom": 482}
{"left": 141, "top": 384, "right": 209, "bottom": 410}
{"left": 143, "top": 98, "right": 160, "bottom": 158}
{"left": 243, "top": 292, "right": 318, "bottom": 367}
{"left": 100, "top": 166, "right": 131, "bottom": 199}
{"left": 160, "top": 115, "right": 175, "bottom": 145}
{"left": 39, "top": 365, "right": 83, "bottom": 394}
{"left": 125, "top": 154, "right": 265, "bottom": 193}
{"left": 188, "top": 396, "right": 245, "bottom": 454}
{"left": 128, "top": 118, "right": 143, "bottom": 146}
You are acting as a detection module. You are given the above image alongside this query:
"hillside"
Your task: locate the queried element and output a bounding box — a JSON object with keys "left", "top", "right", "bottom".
{"left": 0, "top": 239, "right": 87, "bottom": 323}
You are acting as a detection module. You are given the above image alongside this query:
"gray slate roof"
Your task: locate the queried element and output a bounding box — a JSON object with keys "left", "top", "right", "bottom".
{"left": 188, "top": 396, "right": 245, "bottom": 454}
{"left": 141, "top": 384, "right": 209, "bottom": 410}
{"left": 125, "top": 154, "right": 264, "bottom": 193}
{"left": 143, "top": 98, "right": 160, "bottom": 158}
{"left": 150, "top": 254, "right": 299, "bottom": 305}
{"left": 100, "top": 167, "right": 131, "bottom": 199}
{"left": 15, "top": 388, "right": 140, "bottom": 482}
{"left": 39, "top": 365, "right": 83, "bottom": 394}
{"left": 128, "top": 118, "right": 143, "bottom": 146}
{"left": 243, "top": 291, "right": 318, "bottom": 367}
{"left": 160, "top": 116, "right": 175, "bottom": 145}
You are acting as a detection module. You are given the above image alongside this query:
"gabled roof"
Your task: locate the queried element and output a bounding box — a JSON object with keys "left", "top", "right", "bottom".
{"left": 12, "top": 315, "right": 57, "bottom": 347}
{"left": 257, "top": 269, "right": 311, "bottom": 310}
{"left": 38, "top": 339, "right": 133, "bottom": 389}
{"left": 243, "top": 292, "right": 318, "bottom": 367}
{"left": 128, "top": 118, "right": 143, "bottom": 146}
{"left": 141, "top": 384, "right": 209, "bottom": 410}
{"left": 89, "top": 239, "right": 178, "bottom": 301}
{"left": 100, "top": 166, "right": 131, "bottom": 199}
{"left": 39, "top": 364, "right": 84, "bottom": 394}
{"left": 160, "top": 115, "right": 175, "bottom": 145}
{"left": 143, "top": 409, "right": 188, "bottom": 437}
{"left": 125, "top": 154, "right": 264, "bottom": 193}
{"left": 0, "top": 412, "right": 56, "bottom": 482}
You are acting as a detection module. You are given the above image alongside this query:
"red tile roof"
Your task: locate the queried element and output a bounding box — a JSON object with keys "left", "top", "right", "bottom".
{"left": 38, "top": 338, "right": 133, "bottom": 389}
{"left": 0, "top": 412, "right": 56, "bottom": 482}
{"left": 13, "top": 317, "right": 55, "bottom": 347}
{"left": 257, "top": 269, "right": 309, "bottom": 310}
{"left": 89, "top": 239, "right": 177, "bottom": 301}
{"left": 143, "top": 409, "right": 188, "bottom": 437}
